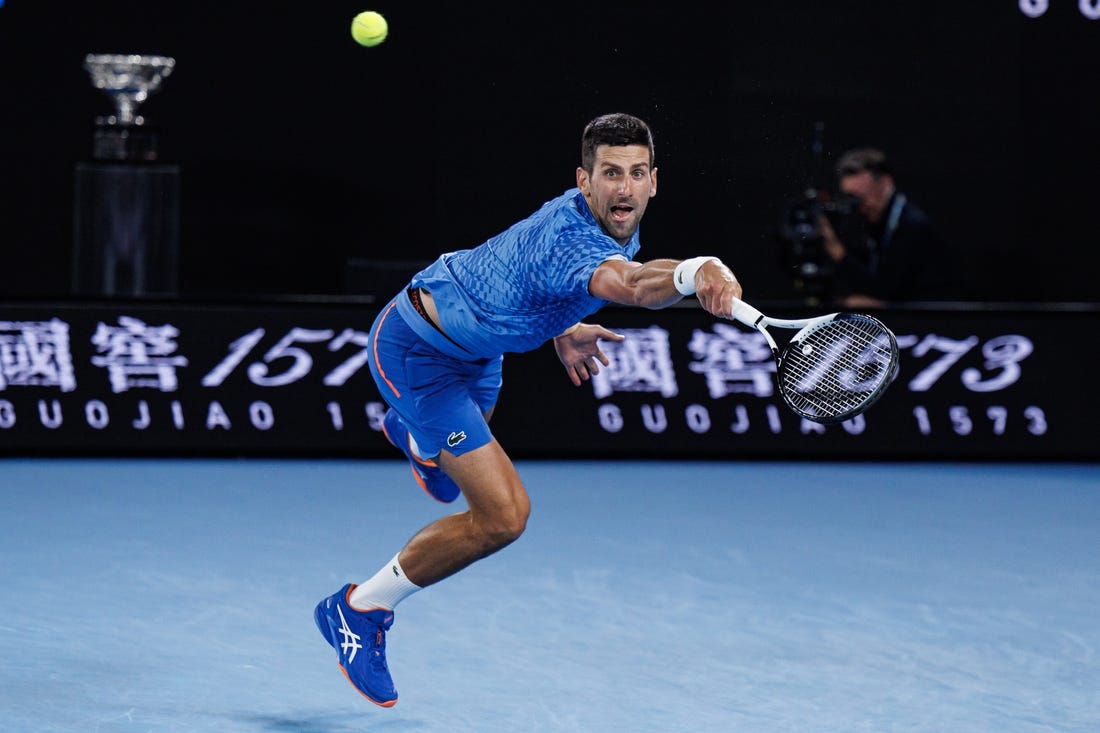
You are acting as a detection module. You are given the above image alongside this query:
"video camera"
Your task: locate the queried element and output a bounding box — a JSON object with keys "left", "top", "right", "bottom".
{"left": 777, "top": 186, "right": 859, "bottom": 302}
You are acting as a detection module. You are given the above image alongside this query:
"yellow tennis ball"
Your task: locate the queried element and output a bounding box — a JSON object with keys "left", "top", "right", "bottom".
{"left": 351, "top": 11, "right": 388, "bottom": 47}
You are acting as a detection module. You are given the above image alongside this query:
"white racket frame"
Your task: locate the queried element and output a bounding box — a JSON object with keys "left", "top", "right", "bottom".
{"left": 729, "top": 298, "right": 838, "bottom": 353}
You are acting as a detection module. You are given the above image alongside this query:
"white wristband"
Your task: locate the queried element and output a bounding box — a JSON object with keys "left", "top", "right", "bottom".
{"left": 673, "top": 256, "right": 720, "bottom": 296}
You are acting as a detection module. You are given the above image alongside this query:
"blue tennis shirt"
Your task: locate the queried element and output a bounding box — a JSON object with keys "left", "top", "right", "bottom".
{"left": 405, "top": 188, "right": 642, "bottom": 358}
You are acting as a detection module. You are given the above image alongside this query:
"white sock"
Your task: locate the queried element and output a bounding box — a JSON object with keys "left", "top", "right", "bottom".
{"left": 349, "top": 553, "right": 421, "bottom": 610}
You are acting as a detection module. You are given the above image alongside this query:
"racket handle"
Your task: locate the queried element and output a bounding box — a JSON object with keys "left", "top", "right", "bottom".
{"left": 729, "top": 297, "right": 764, "bottom": 327}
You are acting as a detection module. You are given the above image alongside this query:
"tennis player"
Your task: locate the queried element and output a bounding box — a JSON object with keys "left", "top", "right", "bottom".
{"left": 314, "top": 113, "right": 743, "bottom": 706}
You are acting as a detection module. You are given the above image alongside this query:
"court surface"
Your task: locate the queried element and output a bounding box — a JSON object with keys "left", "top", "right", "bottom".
{"left": 1, "top": 458, "right": 1098, "bottom": 733}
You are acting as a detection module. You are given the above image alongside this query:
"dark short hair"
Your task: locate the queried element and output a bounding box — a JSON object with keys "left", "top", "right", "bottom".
{"left": 581, "top": 113, "right": 655, "bottom": 172}
{"left": 836, "top": 148, "right": 892, "bottom": 178}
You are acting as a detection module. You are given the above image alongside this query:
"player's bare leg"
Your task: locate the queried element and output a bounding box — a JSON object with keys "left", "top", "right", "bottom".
{"left": 398, "top": 439, "right": 530, "bottom": 587}
{"left": 315, "top": 433, "right": 527, "bottom": 707}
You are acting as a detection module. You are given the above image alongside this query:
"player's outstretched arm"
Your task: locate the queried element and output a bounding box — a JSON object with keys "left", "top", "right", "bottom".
{"left": 553, "top": 323, "right": 625, "bottom": 386}
{"left": 589, "top": 258, "right": 681, "bottom": 309}
{"left": 589, "top": 257, "right": 743, "bottom": 316}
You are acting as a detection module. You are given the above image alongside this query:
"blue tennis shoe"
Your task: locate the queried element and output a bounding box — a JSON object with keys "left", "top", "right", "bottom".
{"left": 381, "top": 409, "right": 461, "bottom": 503}
{"left": 314, "top": 583, "right": 398, "bottom": 707}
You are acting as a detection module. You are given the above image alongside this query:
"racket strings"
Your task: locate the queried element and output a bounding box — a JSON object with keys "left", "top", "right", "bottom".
{"left": 778, "top": 317, "right": 896, "bottom": 420}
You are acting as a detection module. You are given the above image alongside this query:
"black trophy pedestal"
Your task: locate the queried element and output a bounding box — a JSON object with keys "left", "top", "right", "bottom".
{"left": 71, "top": 122, "right": 181, "bottom": 297}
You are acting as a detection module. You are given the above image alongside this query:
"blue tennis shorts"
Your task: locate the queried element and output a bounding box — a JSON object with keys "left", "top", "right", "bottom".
{"left": 367, "top": 293, "right": 502, "bottom": 459}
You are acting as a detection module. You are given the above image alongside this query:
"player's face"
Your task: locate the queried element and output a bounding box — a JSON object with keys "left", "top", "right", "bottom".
{"left": 840, "top": 171, "right": 894, "bottom": 223}
{"left": 577, "top": 144, "right": 657, "bottom": 244}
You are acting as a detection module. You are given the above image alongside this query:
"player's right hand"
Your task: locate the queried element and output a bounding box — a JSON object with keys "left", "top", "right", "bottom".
{"left": 694, "top": 260, "right": 743, "bottom": 320}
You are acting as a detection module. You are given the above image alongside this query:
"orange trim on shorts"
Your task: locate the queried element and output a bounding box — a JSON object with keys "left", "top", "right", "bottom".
{"left": 372, "top": 300, "right": 401, "bottom": 398}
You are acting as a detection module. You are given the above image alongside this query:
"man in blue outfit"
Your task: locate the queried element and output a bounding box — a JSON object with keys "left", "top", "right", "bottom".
{"left": 315, "top": 113, "right": 744, "bottom": 706}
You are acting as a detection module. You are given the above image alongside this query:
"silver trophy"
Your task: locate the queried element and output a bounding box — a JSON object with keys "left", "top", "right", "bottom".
{"left": 84, "top": 54, "right": 176, "bottom": 161}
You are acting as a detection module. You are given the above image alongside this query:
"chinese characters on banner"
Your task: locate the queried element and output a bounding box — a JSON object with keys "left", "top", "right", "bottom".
{"left": 0, "top": 303, "right": 1092, "bottom": 459}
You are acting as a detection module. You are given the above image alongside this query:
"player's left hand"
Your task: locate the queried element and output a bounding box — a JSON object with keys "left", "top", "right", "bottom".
{"left": 553, "top": 323, "right": 625, "bottom": 386}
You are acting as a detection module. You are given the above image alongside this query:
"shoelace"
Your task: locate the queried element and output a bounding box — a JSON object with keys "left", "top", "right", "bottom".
{"left": 369, "top": 628, "right": 390, "bottom": 673}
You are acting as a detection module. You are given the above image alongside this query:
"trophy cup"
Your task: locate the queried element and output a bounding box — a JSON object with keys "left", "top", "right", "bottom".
{"left": 74, "top": 54, "right": 180, "bottom": 297}
{"left": 84, "top": 54, "right": 176, "bottom": 161}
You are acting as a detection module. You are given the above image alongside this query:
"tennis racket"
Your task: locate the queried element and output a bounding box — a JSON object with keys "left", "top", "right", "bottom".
{"left": 729, "top": 298, "right": 899, "bottom": 424}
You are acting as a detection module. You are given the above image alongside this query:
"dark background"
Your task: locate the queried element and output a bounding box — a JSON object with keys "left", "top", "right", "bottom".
{"left": 1, "top": 1, "right": 1097, "bottom": 302}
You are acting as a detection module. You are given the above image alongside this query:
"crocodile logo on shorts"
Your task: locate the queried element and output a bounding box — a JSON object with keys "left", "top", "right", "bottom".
{"left": 447, "top": 431, "right": 467, "bottom": 448}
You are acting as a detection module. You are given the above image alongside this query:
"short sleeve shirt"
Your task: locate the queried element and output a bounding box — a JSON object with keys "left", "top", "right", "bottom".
{"left": 409, "top": 188, "right": 642, "bottom": 357}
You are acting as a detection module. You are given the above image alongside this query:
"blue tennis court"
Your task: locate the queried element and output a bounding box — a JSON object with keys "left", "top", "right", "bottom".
{"left": 2, "top": 458, "right": 1097, "bottom": 732}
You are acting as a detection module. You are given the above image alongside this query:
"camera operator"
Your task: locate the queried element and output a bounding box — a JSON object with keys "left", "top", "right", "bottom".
{"left": 818, "top": 148, "right": 948, "bottom": 308}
